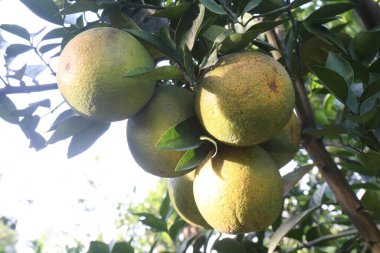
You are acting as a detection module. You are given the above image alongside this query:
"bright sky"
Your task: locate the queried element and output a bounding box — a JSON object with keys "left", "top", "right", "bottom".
{"left": 0, "top": 1, "right": 160, "bottom": 252}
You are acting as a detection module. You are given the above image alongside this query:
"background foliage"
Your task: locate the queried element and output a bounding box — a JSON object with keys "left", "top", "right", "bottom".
{"left": 1, "top": 0, "right": 380, "bottom": 252}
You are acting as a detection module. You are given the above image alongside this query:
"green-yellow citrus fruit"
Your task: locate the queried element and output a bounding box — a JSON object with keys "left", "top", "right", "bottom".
{"left": 57, "top": 27, "right": 155, "bottom": 122}
{"left": 127, "top": 86, "right": 194, "bottom": 178}
{"left": 168, "top": 170, "right": 210, "bottom": 228}
{"left": 261, "top": 113, "right": 301, "bottom": 168}
{"left": 195, "top": 51, "right": 295, "bottom": 146}
{"left": 193, "top": 145, "right": 283, "bottom": 234}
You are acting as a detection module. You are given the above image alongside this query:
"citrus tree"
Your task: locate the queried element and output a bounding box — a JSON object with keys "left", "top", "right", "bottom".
{"left": 1, "top": 0, "right": 380, "bottom": 252}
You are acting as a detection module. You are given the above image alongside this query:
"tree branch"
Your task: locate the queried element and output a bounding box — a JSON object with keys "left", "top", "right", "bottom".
{"left": 266, "top": 14, "right": 380, "bottom": 253}
{"left": 0, "top": 83, "right": 58, "bottom": 95}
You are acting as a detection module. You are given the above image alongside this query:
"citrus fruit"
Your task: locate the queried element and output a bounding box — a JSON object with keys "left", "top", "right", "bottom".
{"left": 127, "top": 86, "right": 194, "bottom": 178}
{"left": 195, "top": 51, "right": 295, "bottom": 146}
{"left": 261, "top": 112, "right": 301, "bottom": 168}
{"left": 193, "top": 145, "right": 283, "bottom": 234}
{"left": 57, "top": 27, "right": 155, "bottom": 122}
{"left": 168, "top": 170, "right": 210, "bottom": 228}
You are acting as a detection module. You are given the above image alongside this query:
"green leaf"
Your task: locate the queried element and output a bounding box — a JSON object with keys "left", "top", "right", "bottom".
{"left": 88, "top": 241, "right": 110, "bottom": 253}
{"left": 159, "top": 191, "right": 171, "bottom": 220}
{"left": 47, "top": 116, "right": 92, "bottom": 144}
{"left": 325, "top": 52, "right": 354, "bottom": 85}
{"left": 268, "top": 205, "right": 321, "bottom": 253}
{"left": 175, "top": 4, "right": 205, "bottom": 51}
{"left": 220, "top": 30, "right": 263, "bottom": 54}
{"left": 39, "top": 43, "right": 60, "bottom": 54}
{"left": 106, "top": 7, "right": 140, "bottom": 30}
{"left": 308, "top": 65, "right": 348, "bottom": 103}
{"left": 361, "top": 78, "right": 380, "bottom": 102}
{"left": 111, "top": 242, "right": 134, "bottom": 253}
{"left": 133, "top": 213, "right": 167, "bottom": 232}
{"left": 155, "top": 115, "right": 205, "bottom": 151}
{"left": 248, "top": 20, "right": 286, "bottom": 32}
{"left": 242, "top": 0, "right": 262, "bottom": 15}
{"left": 303, "top": 22, "right": 346, "bottom": 53}
{"left": 0, "top": 24, "right": 30, "bottom": 41}
{"left": 0, "top": 95, "right": 19, "bottom": 124}
{"left": 282, "top": 165, "right": 314, "bottom": 196}
{"left": 48, "top": 109, "right": 77, "bottom": 131}
{"left": 356, "top": 150, "right": 380, "bottom": 172}
{"left": 361, "top": 189, "right": 380, "bottom": 218}
{"left": 182, "top": 46, "right": 196, "bottom": 81}
{"left": 152, "top": 3, "right": 192, "bottom": 19}
{"left": 41, "top": 28, "right": 66, "bottom": 40}
{"left": 353, "top": 29, "right": 380, "bottom": 61}
{"left": 68, "top": 122, "right": 110, "bottom": 158}
{"left": 20, "top": 0, "right": 63, "bottom": 25}
{"left": 199, "top": 0, "right": 227, "bottom": 15}
{"left": 126, "top": 29, "right": 180, "bottom": 64}
{"left": 212, "top": 238, "right": 247, "bottom": 253}
{"left": 306, "top": 3, "right": 353, "bottom": 22}
{"left": 290, "top": 0, "right": 313, "bottom": 9}
{"left": 58, "top": 0, "right": 100, "bottom": 15}
{"left": 5, "top": 44, "right": 33, "bottom": 59}
{"left": 175, "top": 143, "right": 214, "bottom": 171}
{"left": 168, "top": 219, "right": 186, "bottom": 241}
{"left": 125, "top": 66, "right": 183, "bottom": 80}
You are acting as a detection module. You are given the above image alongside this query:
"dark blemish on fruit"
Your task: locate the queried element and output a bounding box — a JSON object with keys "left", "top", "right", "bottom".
{"left": 268, "top": 82, "right": 278, "bottom": 92}
{"left": 65, "top": 63, "right": 70, "bottom": 71}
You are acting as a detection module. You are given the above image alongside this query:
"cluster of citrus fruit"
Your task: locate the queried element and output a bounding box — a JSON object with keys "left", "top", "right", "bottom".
{"left": 56, "top": 27, "right": 301, "bottom": 234}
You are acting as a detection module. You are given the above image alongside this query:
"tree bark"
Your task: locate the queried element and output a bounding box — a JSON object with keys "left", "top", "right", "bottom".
{"left": 266, "top": 19, "right": 380, "bottom": 250}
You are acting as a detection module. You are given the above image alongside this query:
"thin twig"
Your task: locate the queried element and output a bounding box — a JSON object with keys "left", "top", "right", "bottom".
{"left": 31, "top": 43, "right": 56, "bottom": 76}
{"left": 0, "top": 76, "right": 9, "bottom": 86}
{"left": 0, "top": 83, "right": 58, "bottom": 95}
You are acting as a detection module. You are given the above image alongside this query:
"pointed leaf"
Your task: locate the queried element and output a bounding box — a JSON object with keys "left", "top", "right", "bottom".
{"left": 175, "top": 143, "right": 214, "bottom": 171}
{"left": 308, "top": 65, "right": 348, "bottom": 103}
{"left": 20, "top": 0, "right": 63, "bottom": 25}
{"left": 125, "top": 66, "right": 183, "bottom": 80}
{"left": 242, "top": 0, "right": 262, "bottom": 14}
{"left": 88, "top": 241, "right": 110, "bottom": 253}
{"left": 282, "top": 164, "right": 314, "bottom": 196}
{"left": 155, "top": 115, "right": 205, "bottom": 151}
{"left": 353, "top": 29, "right": 380, "bottom": 60}
{"left": 41, "top": 28, "right": 66, "bottom": 40}
{"left": 213, "top": 238, "right": 247, "bottom": 253}
{"left": 220, "top": 30, "right": 263, "bottom": 54}
{"left": 0, "top": 95, "right": 18, "bottom": 124}
{"left": 106, "top": 7, "right": 140, "bottom": 30}
{"left": 268, "top": 205, "right": 321, "bottom": 253}
{"left": 133, "top": 213, "right": 167, "bottom": 232}
{"left": 5, "top": 44, "right": 33, "bottom": 59}
{"left": 248, "top": 20, "right": 286, "bottom": 32}
{"left": 47, "top": 116, "right": 92, "bottom": 144}
{"left": 199, "top": 0, "right": 227, "bottom": 15}
{"left": 306, "top": 3, "right": 353, "bottom": 22}
{"left": 68, "top": 122, "right": 110, "bottom": 158}
{"left": 152, "top": 3, "right": 192, "bottom": 19}
{"left": 290, "top": 0, "right": 313, "bottom": 9}
{"left": 175, "top": 4, "right": 205, "bottom": 51}
{"left": 48, "top": 109, "right": 77, "bottom": 131}
{"left": 58, "top": 0, "right": 100, "bottom": 15}
{"left": 326, "top": 52, "right": 354, "bottom": 85}
{"left": 169, "top": 219, "right": 187, "bottom": 241}
{"left": 303, "top": 22, "right": 346, "bottom": 53}
{"left": 126, "top": 29, "right": 180, "bottom": 64}
{"left": 39, "top": 43, "right": 60, "bottom": 54}
{"left": 0, "top": 24, "right": 30, "bottom": 41}
{"left": 111, "top": 242, "right": 134, "bottom": 253}
{"left": 159, "top": 191, "right": 171, "bottom": 220}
